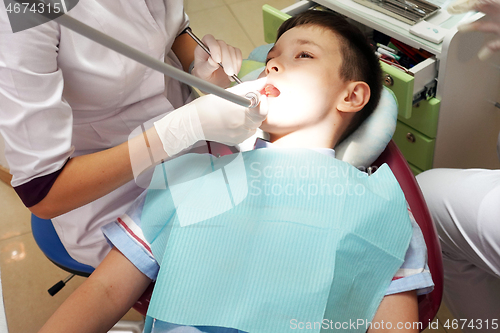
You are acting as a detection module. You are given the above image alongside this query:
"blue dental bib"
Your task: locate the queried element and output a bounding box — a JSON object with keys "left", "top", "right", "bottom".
{"left": 141, "top": 148, "right": 412, "bottom": 333}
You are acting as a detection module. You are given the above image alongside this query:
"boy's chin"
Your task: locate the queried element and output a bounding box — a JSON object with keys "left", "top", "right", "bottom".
{"left": 259, "top": 120, "right": 271, "bottom": 132}
{"left": 259, "top": 120, "right": 286, "bottom": 135}
{"left": 259, "top": 121, "right": 278, "bottom": 135}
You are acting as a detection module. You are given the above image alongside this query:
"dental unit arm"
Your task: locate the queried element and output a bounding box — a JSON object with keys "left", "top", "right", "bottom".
{"left": 56, "top": 14, "right": 260, "bottom": 108}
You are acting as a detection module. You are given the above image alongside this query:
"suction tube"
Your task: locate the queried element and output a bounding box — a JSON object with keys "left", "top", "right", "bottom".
{"left": 11, "top": 0, "right": 259, "bottom": 108}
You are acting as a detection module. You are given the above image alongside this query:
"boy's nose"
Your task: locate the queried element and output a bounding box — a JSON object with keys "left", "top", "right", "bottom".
{"left": 265, "top": 58, "right": 281, "bottom": 74}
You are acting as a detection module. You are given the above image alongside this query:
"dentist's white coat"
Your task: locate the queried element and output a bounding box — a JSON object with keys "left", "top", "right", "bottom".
{"left": 0, "top": 0, "right": 192, "bottom": 267}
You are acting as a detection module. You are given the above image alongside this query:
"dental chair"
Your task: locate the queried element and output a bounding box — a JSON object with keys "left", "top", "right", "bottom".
{"left": 31, "top": 214, "right": 153, "bottom": 315}
{"left": 334, "top": 86, "right": 444, "bottom": 330}
{"left": 373, "top": 140, "right": 444, "bottom": 327}
{"left": 31, "top": 67, "right": 443, "bottom": 330}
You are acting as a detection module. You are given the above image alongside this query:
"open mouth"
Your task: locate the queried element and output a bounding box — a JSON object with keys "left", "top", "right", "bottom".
{"left": 260, "top": 84, "right": 280, "bottom": 97}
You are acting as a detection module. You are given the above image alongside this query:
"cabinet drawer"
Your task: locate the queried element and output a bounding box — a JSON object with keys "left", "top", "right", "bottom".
{"left": 380, "top": 62, "right": 413, "bottom": 119}
{"left": 381, "top": 57, "right": 436, "bottom": 119}
{"left": 393, "top": 121, "right": 435, "bottom": 171}
{"left": 398, "top": 98, "right": 440, "bottom": 138}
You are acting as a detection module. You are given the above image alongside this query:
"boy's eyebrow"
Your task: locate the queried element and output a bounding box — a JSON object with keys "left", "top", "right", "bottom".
{"left": 293, "top": 39, "right": 323, "bottom": 49}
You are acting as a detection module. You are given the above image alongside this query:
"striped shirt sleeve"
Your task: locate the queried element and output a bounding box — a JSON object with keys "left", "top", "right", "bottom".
{"left": 102, "top": 190, "right": 160, "bottom": 281}
{"left": 386, "top": 206, "right": 434, "bottom": 296}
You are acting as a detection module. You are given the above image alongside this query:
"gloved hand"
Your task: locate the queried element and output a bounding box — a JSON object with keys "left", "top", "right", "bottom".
{"left": 154, "top": 78, "right": 268, "bottom": 157}
{"left": 448, "top": 0, "right": 500, "bottom": 60}
{"left": 191, "top": 34, "right": 242, "bottom": 88}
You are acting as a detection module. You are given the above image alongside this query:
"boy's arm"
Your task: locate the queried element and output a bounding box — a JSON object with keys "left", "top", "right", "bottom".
{"left": 38, "top": 247, "right": 152, "bottom": 333}
{"left": 368, "top": 290, "right": 419, "bottom": 332}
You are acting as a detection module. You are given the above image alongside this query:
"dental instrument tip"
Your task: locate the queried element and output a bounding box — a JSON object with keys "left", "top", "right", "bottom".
{"left": 184, "top": 27, "right": 243, "bottom": 84}
{"left": 232, "top": 75, "right": 243, "bottom": 84}
{"left": 245, "top": 92, "right": 260, "bottom": 108}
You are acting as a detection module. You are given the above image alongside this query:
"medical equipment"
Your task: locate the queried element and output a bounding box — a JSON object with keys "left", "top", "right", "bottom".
{"left": 55, "top": 14, "right": 259, "bottom": 108}
{"left": 11, "top": 0, "right": 259, "bottom": 108}
{"left": 183, "top": 27, "right": 244, "bottom": 84}
{"left": 353, "top": 0, "right": 440, "bottom": 25}
{"left": 31, "top": 216, "right": 93, "bottom": 295}
{"left": 374, "top": 140, "right": 443, "bottom": 328}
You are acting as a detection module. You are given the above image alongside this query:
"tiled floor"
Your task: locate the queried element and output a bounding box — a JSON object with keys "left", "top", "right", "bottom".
{"left": 0, "top": 0, "right": 462, "bottom": 332}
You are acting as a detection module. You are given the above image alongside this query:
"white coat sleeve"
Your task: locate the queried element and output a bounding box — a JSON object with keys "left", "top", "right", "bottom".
{"left": 0, "top": 10, "right": 74, "bottom": 206}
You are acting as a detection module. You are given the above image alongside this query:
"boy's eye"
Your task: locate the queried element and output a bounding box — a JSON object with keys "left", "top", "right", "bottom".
{"left": 297, "top": 52, "right": 313, "bottom": 59}
{"left": 265, "top": 57, "right": 272, "bottom": 64}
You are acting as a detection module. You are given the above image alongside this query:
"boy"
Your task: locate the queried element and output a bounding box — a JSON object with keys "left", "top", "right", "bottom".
{"left": 39, "top": 10, "right": 433, "bottom": 333}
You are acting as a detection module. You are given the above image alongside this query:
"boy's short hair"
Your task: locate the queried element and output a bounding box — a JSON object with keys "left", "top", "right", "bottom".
{"left": 276, "top": 10, "right": 383, "bottom": 144}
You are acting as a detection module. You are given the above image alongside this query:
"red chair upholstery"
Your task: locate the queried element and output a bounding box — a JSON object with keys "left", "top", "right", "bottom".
{"left": 133, "top": 282, "right": 154, "bottom": 316}
{"left": 372, "top": 140, "right": 444, "bottom": 331}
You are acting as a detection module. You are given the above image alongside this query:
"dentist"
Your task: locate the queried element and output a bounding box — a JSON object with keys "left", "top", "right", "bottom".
{"left": 0, "top": 1, "right": 267, "bottom": 268}
{"left": 417, "top": 1, "right": 500, "bottom": 330}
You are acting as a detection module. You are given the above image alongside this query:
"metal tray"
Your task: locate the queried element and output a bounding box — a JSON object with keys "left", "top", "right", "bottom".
{"left": 353, "top": 0, "right": 440, "bottom": 25}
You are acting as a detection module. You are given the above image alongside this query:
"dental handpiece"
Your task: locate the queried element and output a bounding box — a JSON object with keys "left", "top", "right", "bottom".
{"left": 183, "top": 27, "right": 243, "bottom": 84}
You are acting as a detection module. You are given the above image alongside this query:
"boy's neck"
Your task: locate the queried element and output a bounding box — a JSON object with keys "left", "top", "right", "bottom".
{"left": 264, "top": 106, "right": 356, "bottom": 150}
{"left": 268, "top": 125, "right": 340, "bottom": 150}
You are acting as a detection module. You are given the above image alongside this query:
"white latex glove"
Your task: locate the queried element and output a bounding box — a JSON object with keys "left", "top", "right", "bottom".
{"left": 154, "top": 78, "right": 268, "bottom": 157}
{"left": 191, "top": 34, "right": 242, "bottom": 88}
{"left": 448, "top": 0, "right": 500, "bottom": 60}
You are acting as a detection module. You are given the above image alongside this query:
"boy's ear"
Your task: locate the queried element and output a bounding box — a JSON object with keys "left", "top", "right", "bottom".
{"left": 337, "top": 81, "right": 370, "bottom": 113}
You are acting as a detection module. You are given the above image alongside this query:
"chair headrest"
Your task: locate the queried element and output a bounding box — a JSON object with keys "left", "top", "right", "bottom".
{"left": 335, "top": 88, "right": 398, "bottom": 168}
{"left": 240, "top": 46, "right": 398, "bottom": 168}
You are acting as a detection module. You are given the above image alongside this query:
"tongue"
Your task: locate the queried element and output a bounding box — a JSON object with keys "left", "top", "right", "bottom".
{"left": 260, "top": 84, "right": 280, "bottom": 97}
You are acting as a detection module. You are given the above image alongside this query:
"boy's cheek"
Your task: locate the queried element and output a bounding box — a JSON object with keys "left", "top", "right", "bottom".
{"left": 259, "top": 119, "right": 284, "bottom": 134}
{"left": 257, "top": 70, "right": 266, "bottom": 79}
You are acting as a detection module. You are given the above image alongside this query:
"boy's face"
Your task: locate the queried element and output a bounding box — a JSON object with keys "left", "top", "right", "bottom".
{"left": 259, "top": 25, "right": 348, "bottom": 136}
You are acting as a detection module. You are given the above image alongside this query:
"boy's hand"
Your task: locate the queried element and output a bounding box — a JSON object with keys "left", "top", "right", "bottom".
{"left": 448, "top": 0, "right": 500, "bottom": 60}
{"left": 192, "top": 34, "right": 242, "bottom": 88}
